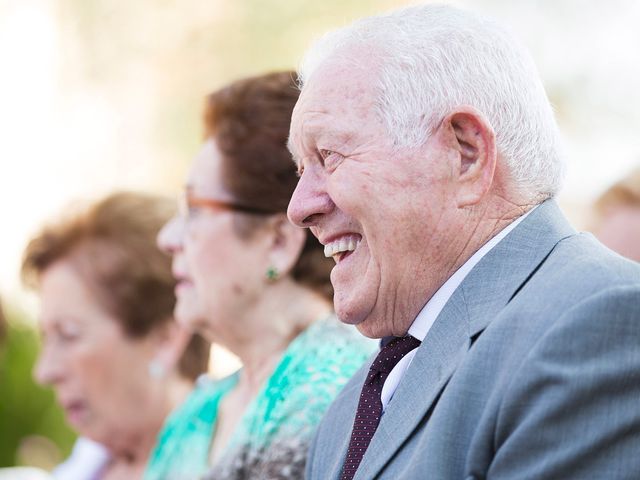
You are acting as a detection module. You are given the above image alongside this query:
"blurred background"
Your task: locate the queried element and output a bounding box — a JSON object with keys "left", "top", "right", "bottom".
{"left": 1, "top": 0, "right": 639, "bottom": 469}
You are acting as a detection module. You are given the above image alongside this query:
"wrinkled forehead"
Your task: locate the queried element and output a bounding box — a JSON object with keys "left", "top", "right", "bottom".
{"left": 300, "top": 52, "right": 380, "bottom": 107}
{"left": 289, "top": 59, "right": 381, "bottom": 155}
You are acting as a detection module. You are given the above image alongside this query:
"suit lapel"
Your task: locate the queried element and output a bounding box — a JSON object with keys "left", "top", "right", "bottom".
{"left": 352, "top": 200, "right": 576, "bottom": 479}
{"left": 353, "top": 280, "right": 471, "bottom": 480}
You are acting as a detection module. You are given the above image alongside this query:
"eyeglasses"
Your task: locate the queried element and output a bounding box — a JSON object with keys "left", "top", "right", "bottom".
{"left": 178, "top": 192, "right": 274, "bottom": 219}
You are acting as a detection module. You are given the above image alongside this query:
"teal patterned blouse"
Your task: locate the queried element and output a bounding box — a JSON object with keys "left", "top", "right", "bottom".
{"left": 144, "top": 317, "right": 375, "bottom": 480}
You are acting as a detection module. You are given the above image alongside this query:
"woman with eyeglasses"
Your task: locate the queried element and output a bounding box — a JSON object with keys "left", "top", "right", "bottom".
{"left": 146, "top": 72, "right": 374, "bottom": 480}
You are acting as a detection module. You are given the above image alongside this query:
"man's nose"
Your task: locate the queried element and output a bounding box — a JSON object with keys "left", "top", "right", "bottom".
{"left": 287, "top": 169, "right": 333, "bottom": 228}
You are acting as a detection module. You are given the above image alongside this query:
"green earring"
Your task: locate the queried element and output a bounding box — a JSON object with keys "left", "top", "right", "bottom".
{"left": 266, "top": 266, "right": 279, "bottom": 281}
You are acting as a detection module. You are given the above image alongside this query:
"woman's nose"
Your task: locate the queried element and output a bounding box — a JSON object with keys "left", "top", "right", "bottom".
{"left": 157, "top": 215, "right": 184, "bottom": 254}
{"left": 34, "top": 343, "right": 64, "bottom": 386}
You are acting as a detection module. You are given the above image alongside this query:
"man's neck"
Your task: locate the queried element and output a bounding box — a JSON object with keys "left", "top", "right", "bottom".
{"left": 408, "top": 204, "right": 538, "bottom": 341}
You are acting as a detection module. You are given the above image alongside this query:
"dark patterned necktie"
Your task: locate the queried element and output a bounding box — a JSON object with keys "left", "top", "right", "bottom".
{"left": 340, "top": 335, "right": 421, "bottom": 480}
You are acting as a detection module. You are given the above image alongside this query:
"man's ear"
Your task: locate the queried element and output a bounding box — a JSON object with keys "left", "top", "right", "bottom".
{"left": 440, "top": 106, "right": 497, "bottom": 207}
{"left": 264, "top": 214, "right": 306, "bottom": 280}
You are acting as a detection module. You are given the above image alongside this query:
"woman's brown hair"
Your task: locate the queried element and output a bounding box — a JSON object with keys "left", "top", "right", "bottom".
{"left": 204, "top": 71, "right": 334, "bottom": 300}
{"left": 21, "top": 192, "right": 209, "bottom": 381}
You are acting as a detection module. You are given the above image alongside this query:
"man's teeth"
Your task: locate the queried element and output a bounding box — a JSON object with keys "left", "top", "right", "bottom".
{"left": 324, "top": 237, "right": 360, "bottom": 259}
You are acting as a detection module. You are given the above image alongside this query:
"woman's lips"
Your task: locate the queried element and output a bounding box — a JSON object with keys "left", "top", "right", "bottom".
{"left": 175, "top": 278, "right": 194, "bottom": 293}
{"left": 63, "top": 400, "right": 88, "bottom": 426}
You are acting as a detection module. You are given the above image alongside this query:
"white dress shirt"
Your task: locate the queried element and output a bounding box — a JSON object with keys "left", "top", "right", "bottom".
{"left": 380, "top": 208, "right": 535, "bottom": 411}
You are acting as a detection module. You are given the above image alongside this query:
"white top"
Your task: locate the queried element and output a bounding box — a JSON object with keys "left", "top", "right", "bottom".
{"left": 52, "top": 437, "right": 110, "bottom": 480}
{"left": 380, "top": 208, "right": 535, "bottom": 411}
{"left": 0, "top": 467, "right": 53, "bottom": 480}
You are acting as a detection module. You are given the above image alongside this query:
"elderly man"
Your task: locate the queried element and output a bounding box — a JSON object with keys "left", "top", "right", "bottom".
{"left": 287, "top": 5, "right": 640, "bottom": 480}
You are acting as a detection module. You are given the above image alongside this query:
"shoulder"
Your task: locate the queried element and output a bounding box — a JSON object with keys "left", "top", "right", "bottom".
{"left": 539, "top": 232, "right": 639, "bottom": 288}
{"left": 250, "top": 317, "right": 375, "bottom": 437}
{"left": 523, "top": 283, "right": 640, "bottom": 364}
{"left": 282, "top": 316, "right": 376, "bottom": 386}
{"left": 170, "top": 373, "right": 237, "bottom": 427}
{"left": 486, "top": 284, "right": 640, "bottom": 477}
{"left": 500, "top": 231, "right": 640, "bottom": 326}
{"left": 144, "top": 373, "right": 239, "bottom": 480}
{"left": 485, "top": 233, "right": 640, "bottom": 396}
{"left": 291, "top": 315, "right": 377, "bottom": 362}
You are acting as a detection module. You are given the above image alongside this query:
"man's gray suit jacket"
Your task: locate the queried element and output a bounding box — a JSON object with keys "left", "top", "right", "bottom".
{"left": 306, "top": 200, "right": 640, "bottom": 480}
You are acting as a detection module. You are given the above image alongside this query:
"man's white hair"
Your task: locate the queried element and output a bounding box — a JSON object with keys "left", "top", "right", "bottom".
{"left": 298, "top": 4, "right": 565, "bottom": 200}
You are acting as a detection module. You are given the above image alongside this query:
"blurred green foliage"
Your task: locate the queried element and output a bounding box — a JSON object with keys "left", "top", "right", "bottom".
{"left": 0, "top": 308, "right": 75, "bottom": 468}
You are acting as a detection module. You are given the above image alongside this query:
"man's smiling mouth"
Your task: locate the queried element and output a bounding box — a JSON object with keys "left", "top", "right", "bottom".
{"left": 323, "top": 235, "right": 362, "bottom": 263}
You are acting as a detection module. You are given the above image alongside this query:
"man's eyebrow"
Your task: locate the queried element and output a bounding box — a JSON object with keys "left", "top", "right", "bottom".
{"left": 287, "top": 121, "right": 353, "bottom": 166}
{"left": 286, "top": 136, "right": 301, "bottom": 164}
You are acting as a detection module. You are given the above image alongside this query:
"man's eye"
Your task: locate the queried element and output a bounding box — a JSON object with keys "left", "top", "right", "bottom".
{"left": 319, "top": 149, "right": 343, "bottom": 171}
{"left": 319, "top": 149, "right": 335, "bottom": 161}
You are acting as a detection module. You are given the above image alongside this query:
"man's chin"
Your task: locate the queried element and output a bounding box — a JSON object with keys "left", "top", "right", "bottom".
{"left": 334, "top": 294, "right": 365, "bottom": 323}
{"left": 354, "top": 317, "right": 396, "bottom": 339}
{"left": 335, "top": 304, "right": 385, "bottom": 339}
